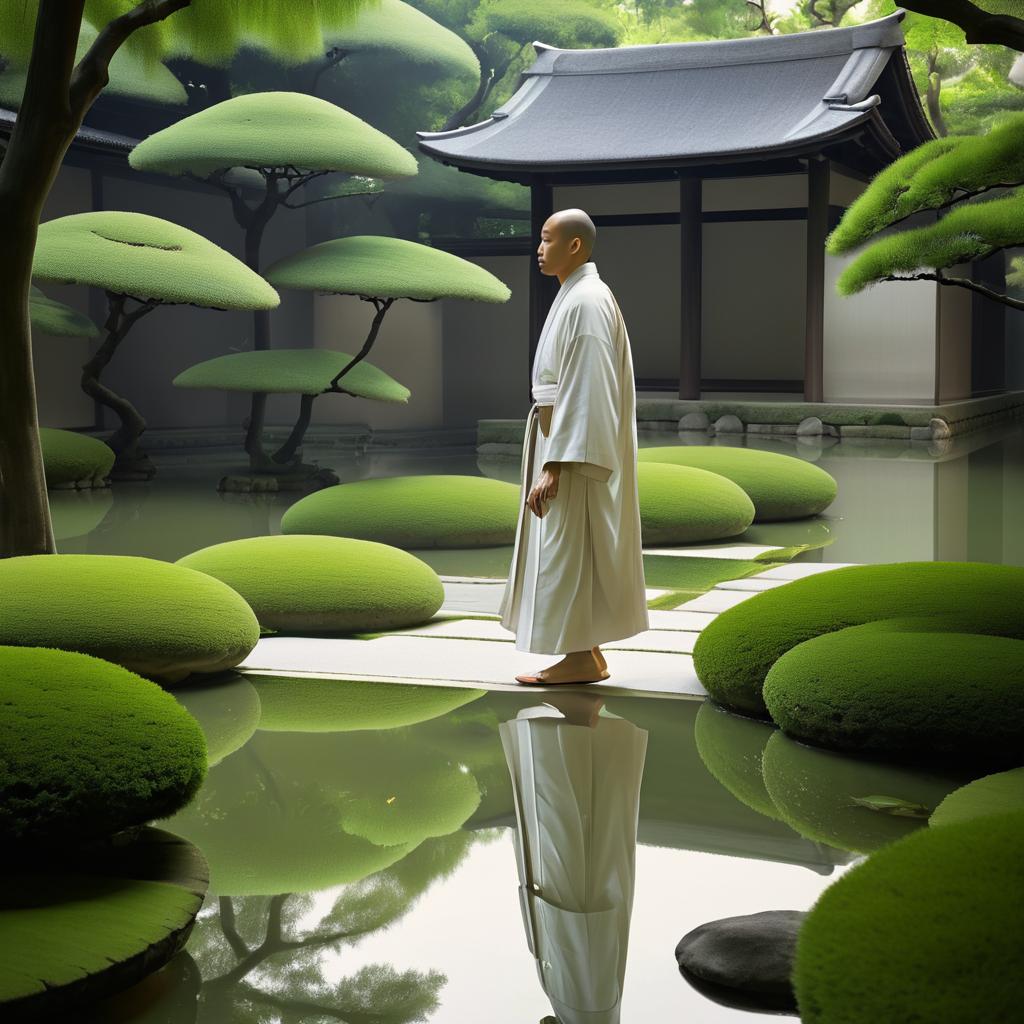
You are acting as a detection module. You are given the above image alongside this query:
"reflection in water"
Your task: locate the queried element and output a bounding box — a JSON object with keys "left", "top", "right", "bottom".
{"left": 500, "top": 693, "right": 648, "bottom": 1024}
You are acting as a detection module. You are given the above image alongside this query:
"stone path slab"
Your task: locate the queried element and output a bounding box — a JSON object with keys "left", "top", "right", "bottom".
{"left": 642, "top": 543, "right": 784, "bottom": 560}
{"left": 241, "top": 634, "right": 705, "bottom": 698}
{"left": 712, "top": 577, "right": 789, "bottom": 592}
{"left": 674, "top": 589, "right": 761, "bottom": 613}
{"left": 748, "top": 562, "right": 859, "bottom": 580}
{"left": 440, "top": 580, "right": 673, "bottom": 614}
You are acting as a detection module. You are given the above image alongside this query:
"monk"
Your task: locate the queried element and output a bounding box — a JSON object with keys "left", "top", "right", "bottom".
{"left": 498, "top": 208, "right": 649, "bottom": 686}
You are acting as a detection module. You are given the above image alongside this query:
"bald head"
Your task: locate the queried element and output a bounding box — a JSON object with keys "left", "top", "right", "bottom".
{"left": 537, "top": 208, "right": 597, "bottom": 284}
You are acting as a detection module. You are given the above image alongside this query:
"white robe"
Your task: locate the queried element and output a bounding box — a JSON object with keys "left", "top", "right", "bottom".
{"left": 499, "top": 703, "right": 649, "bottom": 1024}
{"left": 498, "top": 261, "right": 649, "bottom": 654}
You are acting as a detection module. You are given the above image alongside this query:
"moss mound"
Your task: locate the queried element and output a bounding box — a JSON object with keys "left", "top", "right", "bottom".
{"left": 639, "top": 445, "right": 837, "bottom": 521}
{"left": 28, "top": 286, "right": 99, "bottom": 338}
{"left": 253, "top": 675, "right": 484, "bottom": 733}
{"left": 173, "top": 348, "right": 409, "bottom": 402}
{"left": 0, "top": 647, "right": 206, "bottom": 846}
{"left": 763, "top": 623, "right": 1024, "bottom": 766}
{"left": 638, "top": 462, "right": 755, "bottom": 544}
{"left": 930, "top": 768, "right": 1024, "bottom": 828}
{"left": 793, "top": 812, "right": 1024, "bottom": 1023}
{"left": 33, "top": 210, "right": 280, "bottom": 310}
{"left": 692, "top": 561, "right": 1024, "bottom": 716}
{"left": 263, "top": 234, "right": 511, "bottom": 303}
{"left": 0, "top": 829, "right": 207, "bottom": 1021}
{"left": 0, "top": 555, "right": 261, "bottom": 685}
{"left": 281, "top": 474, "right": 520, "bottom": 548}
{"left": 761, "top": 732, "right": 963, "bottom": 854}
{"left": 693, "top": 703, "right": 782, "bottom": 821}
{"left": 174, "top": 675, "right": 262, "bottom": 767}
{"left": 177, "top": 535, "right": 445, "bottom": 633}
{"left": 129, "top": 91, "right": 417, "bottom": 179}
{"left": 39, "top": 428, "right": 114, "bottom": 488}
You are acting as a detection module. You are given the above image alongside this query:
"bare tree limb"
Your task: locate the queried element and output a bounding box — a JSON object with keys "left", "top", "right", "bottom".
{"left": 880, "top": 267, "right": 1024, "bottom": 310}
{"left": 899, "top": 0, "right": 1024, "bottom": 50}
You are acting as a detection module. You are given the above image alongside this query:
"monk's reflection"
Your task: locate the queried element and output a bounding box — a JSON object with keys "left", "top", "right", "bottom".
{"left": 499, "top": 692, "right": 649, "bottom": 1024}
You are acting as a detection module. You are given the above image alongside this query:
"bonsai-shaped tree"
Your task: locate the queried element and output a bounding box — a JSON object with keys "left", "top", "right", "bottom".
{"left": 256, "top": 234, "right": 511, "bottom": 460}
{"left": 0, "top": 0, "right": 374, "bottom": 557}
{"left": 173, "top": 348, "right": 411, "bottom": 483}
{"left": 28, "top": 285, "right": 99, "bottom": 340}
{"left": 825, "top": 108, "right": 1024, "bottom": 311}
{"left": 32, "top": 210, "right": 279, "bottom": 478}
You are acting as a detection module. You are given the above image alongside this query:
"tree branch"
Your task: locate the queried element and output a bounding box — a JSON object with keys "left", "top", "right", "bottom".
{"left": 327, "top": 297, "right": 395, "bottom": 389}
{"left": 899, "top": 0, "right": 1024, "bottom": 50}
{"left": 880, "top": 268, "right": 1024, "bottom": 310}
{"left": 69, "top": 0, "right": 193, "bottom": 119}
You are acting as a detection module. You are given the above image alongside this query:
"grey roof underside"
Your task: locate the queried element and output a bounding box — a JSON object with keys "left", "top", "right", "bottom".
{"left": 417, "top": 9, "right": 933, "bottom": 178}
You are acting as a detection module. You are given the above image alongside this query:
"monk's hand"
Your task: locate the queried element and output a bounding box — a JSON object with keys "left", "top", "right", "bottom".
{"left": 528, "top": 464, "right": 560, "bottom": 517}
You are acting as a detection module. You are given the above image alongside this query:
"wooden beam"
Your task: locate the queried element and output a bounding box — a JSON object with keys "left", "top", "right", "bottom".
{"left": 679, "top": 176, "right": 702, "bottom": 400}
{"left": 805, "top": 156, "right": 829, "bottom": 402}
{"left": 528, "top": 180, "right": 555, "bottom": 402}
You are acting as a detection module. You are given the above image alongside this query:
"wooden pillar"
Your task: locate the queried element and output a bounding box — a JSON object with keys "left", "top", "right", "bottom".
{"left": 679, "top": 175, "right": 702, "bottom": 399}
{"left": 89, "top": 167, "right": 106, "bottom": 431}
{"left": 528, "top": 180, "right": 556, "bottom": 402}
{"left": 805, "top": 155, "right": 829, "bottom": 403}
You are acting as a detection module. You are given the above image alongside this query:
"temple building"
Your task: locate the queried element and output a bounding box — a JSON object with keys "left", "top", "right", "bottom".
{"left": 419, "top": 9, "right": 1015, "bottom": 426}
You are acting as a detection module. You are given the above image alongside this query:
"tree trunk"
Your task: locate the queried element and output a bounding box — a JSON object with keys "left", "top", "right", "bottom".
{"left": 0, "top": 3, "right": 85, "bottom": 557}
{"left": 271, "top": 393, "right": 317, "bottom": 464}
{"left": 244, "top": 218, "right": 272, "bottom": 351}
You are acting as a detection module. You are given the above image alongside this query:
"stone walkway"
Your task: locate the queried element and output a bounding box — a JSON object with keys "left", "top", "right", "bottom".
{"left": 240, "top": 546, "right": 857, "bottom": 701}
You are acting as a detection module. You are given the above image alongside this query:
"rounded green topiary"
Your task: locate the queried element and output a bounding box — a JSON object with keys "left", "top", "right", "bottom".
{"left": 0, "top": 646, "right": 207, "bottom": 846}
{"left": 692, "top": 562, "right": 1024, "bottom": 717}
{"left": 0, "top": 555, "right": 261, "bottom": 685}
{"left": 28, "top": 286, "right": 99, "bottom": 338}
{"left": 174, "top": 675, "right": 262, "bottom": 767}
{"left": 128, "top": 91, "right": 418, "bottom": 179}
{"left": 39, "top": 427, "right": 115, "bottom": 489}
{"left": 172, "top": 348, "right": 410, "bottom": 402}
{"left": 253, "top": 675, "right": 485, "bottom": 733}
{"left": 638, "top": 445, "right": 837, "bottom": 521}
{"left": 33, "top": 210, "right": 280, "bottom": 311}
{"left": 281, "top": 475, "right": 520, "bottom": 548}
{"left": 176, "top": 535, "right": 445, "bottom": 633}
{"left": 263, "top": 234, "right": 512, "bottom": 303}
{"left": 930, "top": 768, "right": 1024, "bottom": 828}
{"left": 0, "top": 828, "right": 208, "bottom": 1021}
{"left": 763, "top": 623, "right": 1024, "bottom": 766}
{"left": 793, "top": 812, "right": 1024, "bottom": 1023}
{"left": 693, "top": 702, "right": 782, "bottom": 822}
{"left": 637, "top": 462, "right": 755, "bottom": 544}
{"left": 760, "top": 731, "right": 963, "bottom": 854}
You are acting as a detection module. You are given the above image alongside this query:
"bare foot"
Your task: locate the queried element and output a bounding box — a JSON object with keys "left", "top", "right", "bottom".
{"left": 515, "top": 650, "right": 609, "bottom": 686}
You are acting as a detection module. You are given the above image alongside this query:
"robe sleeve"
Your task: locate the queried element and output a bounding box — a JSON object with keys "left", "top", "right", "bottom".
{"left": 542, "top": 330, "right": 619, "bottom": 484}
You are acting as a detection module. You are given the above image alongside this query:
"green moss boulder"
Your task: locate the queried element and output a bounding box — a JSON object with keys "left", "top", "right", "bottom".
{"left": 761, "top": 731, "right": 964, "bottom": 854}
{"left": 793, "top": 812, "right": 1024, "bottom": 1023}
{"left": 763, "top": 623, "right": 1024, "bottom": 766}
{"left": 177, "top": 534, "right": 445, "bottom": 633}
{"left": 930, "top": 768, "right": 1024, "bottom": 827}
{"left": 0, "top": 646, "right": 206, "bottom": 846}
{"left": 638, "top": 462, "right": 755, "bottom": 544}
{"left": 0, "top": 828, "right": 207, "bottom": 1021}
{"left": 692, "top": 562, "right": 1024, "bottom": 716}
{"left": 281, "top": 475, "right": 520, "bottom": 548}
{"left": 253, "top": 675, "right": 484, "bottom": 733}
{"left": 39, "top": 427, "right": 114, "bottom": 489}
{"left": 0, "top": 555, "right": 260, "bottom": 685}
{"left": 639, "top": 445, "right": 837, "bottom": 521}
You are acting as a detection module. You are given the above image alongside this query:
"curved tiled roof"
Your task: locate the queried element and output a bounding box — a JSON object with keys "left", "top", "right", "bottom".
{"left": 417, "top": 9, "right": 933, "bottom": 181}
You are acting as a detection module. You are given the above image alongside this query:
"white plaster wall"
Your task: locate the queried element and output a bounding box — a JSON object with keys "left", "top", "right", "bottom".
{"left": 312, "top": 293, "right": 445, "bottom": 430}
{"left": 703, "top": 173, "right": 806, "bottom": 210}
{"left": 823, "top": 249, "right": 937, "bottom": 402}
{"left": 442, "top": 253, "right": 527, "bottom": 427}
{"left": 554, "top": 180, "right": 679, "bottom": 215}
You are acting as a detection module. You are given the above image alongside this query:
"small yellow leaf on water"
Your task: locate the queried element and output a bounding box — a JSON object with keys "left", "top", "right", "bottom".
{"left": 386, "top": 796, "right": 397, "bottom": 805}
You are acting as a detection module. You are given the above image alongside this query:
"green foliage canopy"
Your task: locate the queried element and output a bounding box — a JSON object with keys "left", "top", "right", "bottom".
{"left": 32, "top": 211, "right": 280, "bottom": 310}
{"left": 264, "top": 234, "right": 512, "bottom": 301}
{"left": 28, "top": 287, "right": 99, "bottom": 339}
{"left": 129, "top": 91, "right": 418, "bottom": 179}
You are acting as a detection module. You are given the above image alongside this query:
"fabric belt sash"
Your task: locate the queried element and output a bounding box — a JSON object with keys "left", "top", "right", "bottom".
{"left": 531, "top": 382, "right": 559, "bottom": 405}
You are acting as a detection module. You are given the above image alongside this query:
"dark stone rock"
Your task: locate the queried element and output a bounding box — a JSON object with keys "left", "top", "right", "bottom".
{"left": 675, "top": 910, "right": 806, "bottom": 1014}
